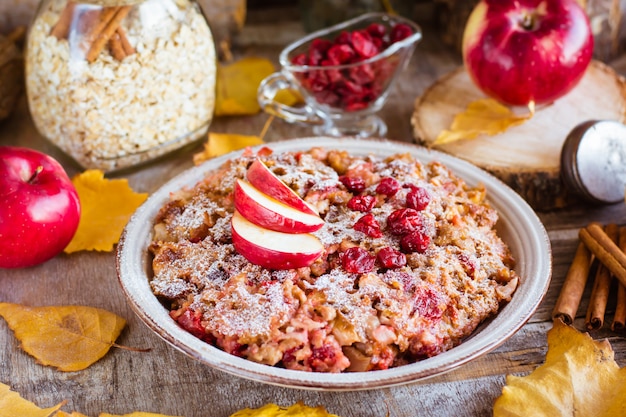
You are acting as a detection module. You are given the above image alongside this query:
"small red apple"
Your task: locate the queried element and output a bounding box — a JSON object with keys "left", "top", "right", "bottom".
{"left": 233, "top": 179, "right": 324, "bottom": 233}
{"left": 231, "top": 211, "right": 324, "bottom": 270}
{"left": 0, "top": 146, "right": 81, "bottom": 269}
{"left": 462, "top": 0, "right": 594, "bottom": 106}
{"left": 246, "top": 158, "right": 318, "bottom": 216}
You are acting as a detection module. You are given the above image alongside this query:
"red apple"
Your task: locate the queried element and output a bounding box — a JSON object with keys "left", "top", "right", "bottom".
{"left": 0, "top": 146, "right": 81, "bottom": 269}
{"left": 246, "top": 158, "right": 318, "bottom": 216}
{"left": 462, "top": 0, "right": 593, "bottom": 106}
{"left": 231, "top": 211, "right": 324, "bottom": 270}
{"left": 233, "top": 179, "right": 324, "bottom": 233}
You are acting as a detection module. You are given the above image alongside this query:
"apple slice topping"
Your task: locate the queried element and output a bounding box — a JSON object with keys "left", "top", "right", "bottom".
{"left": 246, "top": 158, "right": 319, "bottom": 216}
{"left": 234, "top": 178, "right": 324, "bottom": 234}
{"left": 231, "top": 211, "right": 324, "bottom": 270}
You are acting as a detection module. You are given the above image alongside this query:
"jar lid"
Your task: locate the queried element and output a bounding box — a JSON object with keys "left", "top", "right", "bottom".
{"left": 561, "top": 120, "right": 626, "bottom": 204}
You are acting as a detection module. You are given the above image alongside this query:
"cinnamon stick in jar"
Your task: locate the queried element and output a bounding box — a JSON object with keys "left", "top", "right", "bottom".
{"left": 612, "top": 226, "right": 626, "bottom": 331}
{"left": 86, "top": 6, "right": 131, "bottom": 63}
{"left": 585, "top": 223, "right": 618, "bottom": 330}
{"left": 552, "top": 240, "right": 592, "bottom": 325}
{"left": 50, "top": 1, "right": 76, "bottom": 39}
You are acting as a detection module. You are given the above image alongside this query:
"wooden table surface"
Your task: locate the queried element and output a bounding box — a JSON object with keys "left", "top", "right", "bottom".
{"left": 2, "top": 8, "right": 626, "bottom": 417}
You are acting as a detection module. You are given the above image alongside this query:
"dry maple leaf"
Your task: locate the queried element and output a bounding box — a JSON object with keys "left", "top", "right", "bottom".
{"left": 215, "top": 56, "right": 301, "bottom": 116}
{"left": 493, "top": 319, "right": 626, "bottom": 416}
{"left": 0, "top": 303, "right": 126, "bottom": 372}
{"left": 64, "top": 170, "right": 148, "bottom": 253}
{"left": 230, "top": 402, "right": 341, "bottom": 417}
{"left": 100, "top": 413, "right": 183, "bottom": 417}
{"left": 193, "top": 132, "right": 264, "bottom": 165}
{"left": 434, "top": 98, "right": 533, "bottom": 145}
{"left": 0, "top": 382, "right": 65, "bottom": 417}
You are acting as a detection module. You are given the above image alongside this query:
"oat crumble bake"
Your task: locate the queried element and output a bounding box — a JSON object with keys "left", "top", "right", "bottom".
{"left": 149, "top": 147, "right": 519, "bottom": 372}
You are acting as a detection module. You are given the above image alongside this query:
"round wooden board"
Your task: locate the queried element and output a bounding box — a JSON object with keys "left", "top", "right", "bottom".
{"left": 411, "top": 60, "right": 626, "bottom": 211}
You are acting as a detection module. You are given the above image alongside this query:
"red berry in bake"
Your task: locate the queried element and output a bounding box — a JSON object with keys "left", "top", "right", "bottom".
{"left": 406, "top": 186, "right": 431, "bottom": 211}
{"left": 400, "top": 230, "right": 430, "bottom": 254}
{"left": 342, "top": 247, "right": 376, "bottom": 273}
{"left": 354, "top": 213, "right": 383, "bottom": 238}
{"left": 339, "top": 175, "right": 366, "bottom": 193}
{"left": 386, "top": 208, "right": 423, "bottom": 235}
{"left": 377, "top": 247, "right": 406, "bottom": 269}
{"left": 347, "top": 195, "right": 376, "bottom": 212}
{"left": 376, "top": 177, "right": 400, "bottom": 197}
{"left": 457, "top": 252, "right": 477, "bottom": 278}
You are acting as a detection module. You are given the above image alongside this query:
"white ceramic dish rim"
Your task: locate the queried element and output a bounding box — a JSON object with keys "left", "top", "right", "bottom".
{"left": 116, "top": 137, "right": 552, "bottom": 391}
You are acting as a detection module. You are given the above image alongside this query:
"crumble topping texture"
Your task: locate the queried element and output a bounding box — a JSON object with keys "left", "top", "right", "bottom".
{"left": 149, "top": 148, "right": 519, "bottom": 373}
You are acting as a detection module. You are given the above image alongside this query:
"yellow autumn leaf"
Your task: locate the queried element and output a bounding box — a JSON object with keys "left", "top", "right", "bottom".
{"left": 64, "top": 170, "right": 148, "bottom": 253}
{"left": 434, "top": 98, "right": 533, "bottom": 145}
{"left": 193, "top": 132, "right": 264, "bottom": 165}
{"left": 0, "top": 303, "right": 126, "bottom": 372}
{"left": 493, "top": 319, "right": 626, "bottom": 417}
{"left": 230, "top": 402, "right": 341, "bottom": 417}
{"left": 56, "top": 412, "right": 89, "bottom": 417}
{"left": 215, "top": 57, "right": 301, "bottom": 116}
{"left": 0, "top": 382, "right": 65, "bottom": 417}
{"left": 100, "top": 413, "right": 183, "bottom": 417}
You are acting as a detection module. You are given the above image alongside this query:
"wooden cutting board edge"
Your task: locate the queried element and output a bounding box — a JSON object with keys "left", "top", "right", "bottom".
{"left": 411, "top": 61, "right": 626, "bottom": 211}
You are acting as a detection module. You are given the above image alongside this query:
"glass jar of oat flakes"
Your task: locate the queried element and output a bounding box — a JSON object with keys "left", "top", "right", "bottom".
{"left": 25, "top": 0, "right": 217, "bottom": 172}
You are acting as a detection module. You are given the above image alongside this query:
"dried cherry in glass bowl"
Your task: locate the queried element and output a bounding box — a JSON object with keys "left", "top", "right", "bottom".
{"left": 258, "top": 13, "right": 422, "bottom": 138}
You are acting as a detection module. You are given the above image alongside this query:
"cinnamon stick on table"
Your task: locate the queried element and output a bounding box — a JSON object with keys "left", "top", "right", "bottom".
{"left": 585, "top": 223, "right": 618, "bottom": 330}
{"left": 612, "top": 226, "right": 626, "bottom": 331}
{"left": 579, "top": 222, "right": 626, "bottom": 288}
{"left": 552, "top": 240, "right": 592, "bottom": 325}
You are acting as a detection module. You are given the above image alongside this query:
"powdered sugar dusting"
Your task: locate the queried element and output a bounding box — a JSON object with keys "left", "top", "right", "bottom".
{"left": 149, "top": 147, "right": 519, "bottom": 372}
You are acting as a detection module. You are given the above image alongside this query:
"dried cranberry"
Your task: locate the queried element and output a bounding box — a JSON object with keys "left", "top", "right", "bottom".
{"left": 386, "top": 208, "right": 422, "bottom": 235}
{"left": 376, "top": 177, "right": 400, "bottom": 197}
{"left": 336, "top": 79, "right": 366, "bottom": 97}
{"left": 351, "top": 30, "right": 379, "bottom": 59}
{"left": 349, "top": 63, "right": 375, "bottom": 85}
{"left": 348, "top": 195, "right": 376, "bottom": 212}
{"left": 411, "top": 287, "right": 443, "bottom": 320}
{"left": 457, "top": 252, "right": 476, "bottom": 278}
{"left": 400, "top": 230, "right": 430, "bottom": 254}
{"left": 335, "top": 30, "right": 352, "bottom": 45}
{"left": 173, "top": 309, "right": 207, "bottom": 340}
{"left": 354, "top": 213, "right": 383, "bottom": 238}
{"left": 406, "top": 187, "right": 431, "bottom": 211}
{"left": 313, "top": 89, "right": 340, "bottom": 106}
{"left": 365, "top": 22, "right": 387, "bottom": 38}
{"left": 327, "top": 43, "right": 356, "bottom": 64}
{"left": 342, "top": 247, "right": 376, "bottom": 274}
{"left": 390, "top": 23, "right": 414, "bottom": 43}
{"left": 339, "top": 175, "right": 366, "bottom": 193}
{"left": 291, "top": 53, "right": 308, "bottom": 66}
{"left": 377, "top": 247, "right": 406, "bottom": 269}
{"left": 371, "top": 36, "right": 386, "bottom": 50}
{"left": 345, "top": 98, "right": 369, "bottom": 112}
{"left": 320, "top": 64, "right": 343, "bottom": 83}
{"left": 310, "top": 38, "right": 332, "bottom": 54}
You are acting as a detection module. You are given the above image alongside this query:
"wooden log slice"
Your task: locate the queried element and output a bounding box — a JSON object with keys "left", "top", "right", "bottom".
{"left": 411, "top": 60, "right": 626, "bottom": 211}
